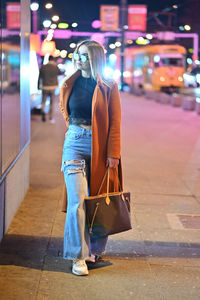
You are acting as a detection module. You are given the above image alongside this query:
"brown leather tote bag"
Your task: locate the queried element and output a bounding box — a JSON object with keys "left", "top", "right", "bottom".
{"left": 85, "top": 168, "right": 132, "bottom": 236}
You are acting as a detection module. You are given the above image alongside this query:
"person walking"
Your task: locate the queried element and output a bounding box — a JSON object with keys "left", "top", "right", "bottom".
{"left": 59, "top": 40, "right": 122, "bottom": 276}
{"left": 38, "top": 55, "right": 64, "bottom": 123}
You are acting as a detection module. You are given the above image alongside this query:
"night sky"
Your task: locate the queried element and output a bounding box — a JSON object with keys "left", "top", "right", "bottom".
{"left": 39, "top": 0, "right": 181, "bottom": 29}
{"left": 37, "top": 0, "right": 199, "bottom": 51}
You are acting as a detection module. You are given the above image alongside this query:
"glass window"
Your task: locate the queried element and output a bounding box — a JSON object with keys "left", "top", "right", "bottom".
{"left": 161, "top": 58, "right": 184, "bottom": 67}
{"left": 1, "top": 0, "right": 21, "bottom": 174}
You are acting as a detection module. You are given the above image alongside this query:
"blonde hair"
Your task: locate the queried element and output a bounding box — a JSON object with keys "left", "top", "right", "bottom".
{"left": 73, "top": 40, "right": 113, "bottom": 87}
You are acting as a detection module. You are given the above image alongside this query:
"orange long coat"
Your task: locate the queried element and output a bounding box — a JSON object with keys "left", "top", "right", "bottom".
{"left": 59, "top": 70, "right": 123, "bottom": 212}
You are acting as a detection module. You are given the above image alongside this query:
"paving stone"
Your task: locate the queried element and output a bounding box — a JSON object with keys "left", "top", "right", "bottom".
{"left": 150, "top": 264, "right": 200, "bottom": 300}
{"left": 36, "top": 258, "right": 162, "bottom": 300}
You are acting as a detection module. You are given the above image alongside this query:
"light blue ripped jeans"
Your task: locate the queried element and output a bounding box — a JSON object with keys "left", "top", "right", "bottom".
{"left": 61, "top": 124, "right": 108, "bottom": 260}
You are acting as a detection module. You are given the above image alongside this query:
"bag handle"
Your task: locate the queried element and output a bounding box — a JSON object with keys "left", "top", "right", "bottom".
{"left": 97, "top": 167, "right": 122, "bottom": 195}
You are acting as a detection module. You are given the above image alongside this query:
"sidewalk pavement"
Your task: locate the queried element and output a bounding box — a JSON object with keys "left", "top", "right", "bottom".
{"left": 0, "top": 93, "right": 200, "bottom": 300}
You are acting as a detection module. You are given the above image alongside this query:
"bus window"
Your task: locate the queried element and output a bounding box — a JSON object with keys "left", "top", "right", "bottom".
{"left": 133, "top": 54, "right": 144, "bottom": 68}
{"left": 161, "top": 57, "right": 184, "bottom": 67}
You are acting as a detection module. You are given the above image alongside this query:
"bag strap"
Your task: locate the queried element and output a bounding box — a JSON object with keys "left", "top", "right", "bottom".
{"left": 97, "top": 167, "right": 122, "bottom": 195}
{"left": 97, "top": 168, "right": 109, "bottom": 195}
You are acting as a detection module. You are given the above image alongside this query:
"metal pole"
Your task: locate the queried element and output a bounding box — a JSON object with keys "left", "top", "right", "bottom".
{"left": 32, "top": 10, "right": 37, "bottom": 33}
{"left": 120, "top": 0, "right": 127, "bottom": 91}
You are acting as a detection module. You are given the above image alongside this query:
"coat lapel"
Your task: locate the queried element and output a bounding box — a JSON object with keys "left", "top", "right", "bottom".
{"left": 92, "top": 78, "right": 108, "bottom": 118}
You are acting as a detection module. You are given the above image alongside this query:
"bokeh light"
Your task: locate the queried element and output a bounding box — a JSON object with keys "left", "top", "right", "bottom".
{"left": 43, "top": 20, "right": 51, "bottom": 28}
{"left": 50, "top": 24, "right": 57, "bottom": 29}
{"left": 179, "top": 26, "right": 184, "bottom": 31}
{"left": 52, "top": 15, "right": 59, "bottom": 22}
{"left": 92, "top": 20, "right": 101, "bottom": 29}
{"left": 58, "top": 23, "right": 69, "bottom": 29}
{"left": 146, "top": 34, "right": 153, "bottom": 40}
{"left": 70, "top": 43, "right": 76, "bottom": 49}
{"left": 30, "top": 2, "right": 39, "bottom": 11}
{"left": 54, "top": 49, "right": 61, "bottom": 57}
{"left": 45, "top": 3, "right": 53, "bottom": 9}
{"left": 109, "top": 44, "right": 116, "bottom": 49}
{"left": 60, "top": 50, "right": 67, "bottom": 58}
{"left": 184, "top": 25, "right": 191, "bottom": 31}
{"left": 115, "top": 41, "right": 121, "bottom": 47}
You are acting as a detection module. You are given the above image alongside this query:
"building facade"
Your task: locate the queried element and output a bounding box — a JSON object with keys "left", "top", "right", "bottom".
{"left": 0, "top": 0, "right": 30, "bottom": 241}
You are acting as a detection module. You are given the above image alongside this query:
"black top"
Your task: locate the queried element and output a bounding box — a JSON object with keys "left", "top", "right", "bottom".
{"left": 67, "top": 75, "right": 97, "bottom": 121}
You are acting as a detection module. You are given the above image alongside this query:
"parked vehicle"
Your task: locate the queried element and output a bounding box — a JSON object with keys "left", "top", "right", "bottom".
{"left": 115, "top": 44, "right": 186, "bottom": 93}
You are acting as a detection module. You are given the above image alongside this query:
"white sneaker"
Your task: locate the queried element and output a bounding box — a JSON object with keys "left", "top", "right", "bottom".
{"left": 72, "top": 259, "right": 89, "bottom": 276}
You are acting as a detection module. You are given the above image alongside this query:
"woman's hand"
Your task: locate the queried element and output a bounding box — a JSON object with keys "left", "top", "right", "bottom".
{"left": 106, "top": 157, "right": 119, "bottom": 168}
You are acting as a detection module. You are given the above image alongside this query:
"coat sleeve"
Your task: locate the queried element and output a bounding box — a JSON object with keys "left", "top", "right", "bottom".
{"left": 107, "top": 83, "right": 121, "bottom": 159}
{"left": 59, "top": 85, "right": 69, "bottom": 127}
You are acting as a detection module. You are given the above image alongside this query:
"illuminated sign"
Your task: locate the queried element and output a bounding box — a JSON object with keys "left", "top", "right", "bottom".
{"left": 128, "top": 5, "right": 147, "bottom": 31}
{"left": 100, "top": 5, "right": 119, "bottom": 31}
{"left": 6, "top": 3, "right": 21, "bottom": 29}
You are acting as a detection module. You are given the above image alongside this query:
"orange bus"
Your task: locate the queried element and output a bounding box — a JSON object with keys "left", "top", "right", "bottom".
{"left": 119, "top": 44, "right": 186, "bottom": 93}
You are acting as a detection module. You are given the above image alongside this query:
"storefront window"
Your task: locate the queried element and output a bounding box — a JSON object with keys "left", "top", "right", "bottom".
{"left": 1, "top": 0, "right": 21, "bottom": 174}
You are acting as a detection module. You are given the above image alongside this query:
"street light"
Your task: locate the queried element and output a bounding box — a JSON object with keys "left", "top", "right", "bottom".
{"left": 146, "top": 34, "right": 153, "bottom": 40}
{"left": 50, "top": 24, "right": 57, "bottom": 29}
{"left": 70, "top": 43, "right": 76, "bottom": 49}
{"left": 43, "top": 20, "right": 51, "bottom": 28}
{"left": 45, "top": 3, "right": 53, "bottom": 9}
{"left": 30, "top": 2, "right": 39, "bottom": 11}
{"left": 115, "top": 41, "right": 121, "bottom": 47}
{"left": 184, "top": 25, "right": 191, "bottom": 31}
{"left": 30, "top": 2, "right": 39, "bottom": 33}
{"left": 109, "top": 43, "right": 116, "bottom": 49}
{"left": 72, "top": 22, "right": 78, "bottom": 28}
{"left": 52, "top": 15, "right": 59, "bottom": 22}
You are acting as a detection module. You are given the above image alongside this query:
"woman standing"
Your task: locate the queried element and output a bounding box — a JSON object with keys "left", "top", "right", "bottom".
{"left": 59, "top": 40, "right": 122, "bottom": 276}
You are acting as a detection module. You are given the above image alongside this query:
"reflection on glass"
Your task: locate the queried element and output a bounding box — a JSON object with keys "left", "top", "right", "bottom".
{"left": 1, "top": 0, "right": 20, "bottom": 174}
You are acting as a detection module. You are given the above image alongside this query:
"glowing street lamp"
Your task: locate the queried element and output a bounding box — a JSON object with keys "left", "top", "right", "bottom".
{"left": 50, "top": 24, "right": 57, "bottom": 29}
{"left": 43, "top": 20, "right": 51, "bottom": 28}
{"left": 45, "top": 3, "right": 53, "bottom": 9}
{"left": 184, "top": 25, "right": 191, "bottom": 31}
{"left": 52, "top": 15, "right": 59, "bottom": 22}
{"left": 60, "top": 50, "right": 67, "bottom": 58}
{"left": 115, "top": 41, "right": 121, "bottom": 47}
{"left": 109, "top": 43, "right": 116, "bottom": 49}
{"left": 72, "top": 22, "right": 78, "bottom": 28}
{"left": 30, "top": 2, "right": 39, "bottom": 11}
{"left": 70, "top": 43, "right": 76, "bottom": 49}
{"left": 30, "top": 2, "right": 39, "bottom": 33}
{"left": 146, "top": 34, "right": 153, "bottom": 40}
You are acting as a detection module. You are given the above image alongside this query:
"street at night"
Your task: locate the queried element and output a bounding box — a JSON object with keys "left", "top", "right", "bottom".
{"left": 1, "top": 0, "right": 200, "bottom": 299}
{"left": 0, "top": 93, "right": 200, "bottom": 299}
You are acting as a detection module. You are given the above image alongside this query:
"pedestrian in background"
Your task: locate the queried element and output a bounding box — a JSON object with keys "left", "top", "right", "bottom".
{"left": 38, "top": 55, "right": 64, "bottom": 123}
{"left": 59, "top": 40, "right": 122, "bottom": 276}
